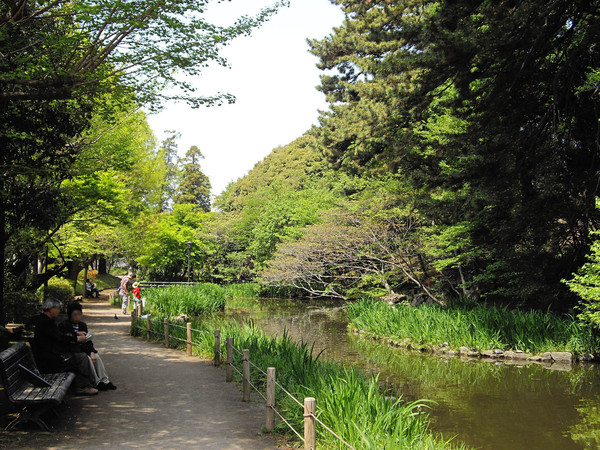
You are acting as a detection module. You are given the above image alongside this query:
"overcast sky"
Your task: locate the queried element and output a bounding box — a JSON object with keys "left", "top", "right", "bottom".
{"left": 146, "top": 0, "right": 344, "bottom": 196}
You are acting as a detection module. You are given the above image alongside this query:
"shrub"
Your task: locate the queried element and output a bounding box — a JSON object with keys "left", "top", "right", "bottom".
{"left": 4, "top": 290, "right": 41, "bottom": 323}
{"left": 37, "top": 277, "right": 75, "bottom": 305}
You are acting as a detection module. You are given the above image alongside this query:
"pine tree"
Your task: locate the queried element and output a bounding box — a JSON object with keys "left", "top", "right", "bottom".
{"left": 174, "top": 146, "right": 212, "bottom": 212}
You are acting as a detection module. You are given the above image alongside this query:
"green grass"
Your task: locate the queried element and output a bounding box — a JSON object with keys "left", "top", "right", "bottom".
{"left": 75, "top": 272, "right": 121, "bottom": 296}
{"left": 143, "top": 283, "right": 228, "bottom": 317}
{"left": 347, "top": 298, "right": 600, "bottom": 355}
{"left": 141, "top": 283, "right": 278, "bottom": 317}
{"left": 132, "top": 315, "right": 462, "bottom": 449}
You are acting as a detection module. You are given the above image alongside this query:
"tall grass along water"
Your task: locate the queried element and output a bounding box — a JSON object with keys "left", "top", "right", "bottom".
{"left": 347, "top": 298, "right": 600, "bottom": 355}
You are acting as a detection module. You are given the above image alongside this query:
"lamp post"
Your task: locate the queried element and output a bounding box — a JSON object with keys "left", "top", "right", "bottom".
{"left": 186, "top": 241, "right": 192, "bottom": 283}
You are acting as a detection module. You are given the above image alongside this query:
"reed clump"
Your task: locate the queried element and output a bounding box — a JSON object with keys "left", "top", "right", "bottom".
{"left": 347, "top": 298, "right": 600, "bottom": 355}
{"left": 141, "top": 283, "right": 268, "bottom": 317}
{"left": 142, "top": 283, "right": 227, "bottom": 317}
{"left": 132, "top": 316, "right": 462, "bottom": 449}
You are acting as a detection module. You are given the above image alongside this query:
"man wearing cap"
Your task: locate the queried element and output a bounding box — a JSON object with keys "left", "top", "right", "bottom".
{"left": 33, "top": 298, "right": 98, "bottom": 395}
{"left": 119, "top": 273, "right": 135, "bottom": 315}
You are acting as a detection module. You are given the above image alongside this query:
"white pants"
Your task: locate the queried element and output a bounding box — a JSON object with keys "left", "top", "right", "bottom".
{"left": 87, "top": 353, "right": 110, "bottom": 385}
{"left": 120, "top": 292, "right": 130, "bottom": 313}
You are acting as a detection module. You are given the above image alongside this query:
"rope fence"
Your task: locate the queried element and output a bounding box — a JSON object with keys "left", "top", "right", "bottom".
{"left": 130, "top": 306, "right": 355, "bottom": 450}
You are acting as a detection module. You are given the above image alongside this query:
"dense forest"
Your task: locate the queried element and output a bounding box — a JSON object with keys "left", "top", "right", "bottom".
{"left": 3, "top": 1, "right": 600, "bottom": 327}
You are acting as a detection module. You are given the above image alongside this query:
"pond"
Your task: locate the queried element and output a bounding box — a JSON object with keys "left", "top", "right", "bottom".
{"left": 223, "top": 298, "right": 600, "bottom": 449}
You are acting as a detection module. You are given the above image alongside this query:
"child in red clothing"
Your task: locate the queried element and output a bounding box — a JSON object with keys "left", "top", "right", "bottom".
{"left": 132, "top": 282, "right": 141, "bottom": 308}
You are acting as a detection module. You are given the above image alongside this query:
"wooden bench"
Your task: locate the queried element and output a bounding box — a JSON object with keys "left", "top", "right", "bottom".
{"left": 0, "top": 341, "right": 75, "bottom": 430}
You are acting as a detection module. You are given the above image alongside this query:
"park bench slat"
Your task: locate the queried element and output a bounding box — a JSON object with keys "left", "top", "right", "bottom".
{"left": 0, "top": 342, "right": 75, "bottom": 429}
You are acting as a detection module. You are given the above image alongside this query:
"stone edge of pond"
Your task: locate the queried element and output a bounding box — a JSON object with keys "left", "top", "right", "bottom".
{"left": 351, "top": 328, "right": 598, "bottom": 371}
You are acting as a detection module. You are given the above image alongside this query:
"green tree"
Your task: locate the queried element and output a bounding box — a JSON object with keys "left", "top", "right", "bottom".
{"left": 1, "top": 0, "right": 286, "bottom": 322}
{"left": 134, "top": 204, "right": 214, "bottom": 281}
{"left": 1, "top": 0, "right": 287, "bottom": 106}
{"left": 310, "top": 0, "right": 600, "bottom": 307}
{"left": 174, "top": 146, "right": 212, "bottom": 212}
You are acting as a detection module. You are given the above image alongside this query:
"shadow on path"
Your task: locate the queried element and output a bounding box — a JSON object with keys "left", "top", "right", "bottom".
{"left": 0, "top": 299, "right": 276, "bottom": 449}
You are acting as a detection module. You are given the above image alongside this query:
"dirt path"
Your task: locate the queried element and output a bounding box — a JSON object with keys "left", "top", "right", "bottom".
{"left": 0, "top": 298, "right": 276, "bottom": 449}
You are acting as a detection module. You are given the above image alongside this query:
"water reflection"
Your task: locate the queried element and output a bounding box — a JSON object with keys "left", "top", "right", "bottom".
{"left": 223, "top": 299, "right": 600, "bottom": 449}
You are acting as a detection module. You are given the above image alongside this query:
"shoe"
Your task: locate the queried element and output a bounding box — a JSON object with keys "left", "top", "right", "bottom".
{"left": 75, "top": 386, "right": 99, "bottom": 396}
{"left": 96, "top": 382, "right": 109, "bottom": 391}
{"left": 106, "top": 382, "right": 117, "bottom": 390}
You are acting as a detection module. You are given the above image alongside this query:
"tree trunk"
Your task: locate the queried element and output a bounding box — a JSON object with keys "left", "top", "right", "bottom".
{"left": 0, "top": 121, "right": 6, "bottom": 326}
{"left": 67, "top": 260, "right": 84, "bottom": 294}
{"left": 82, "top": 266, "right": 89, "bottom": 298}
{"left": 98, "top": 257, "right": 107, "bottom": 275}
{"left": 0, "top": 199, "right": 5, "bottom": 326}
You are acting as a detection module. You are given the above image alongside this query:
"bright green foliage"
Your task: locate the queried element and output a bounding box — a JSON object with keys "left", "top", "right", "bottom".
{"left": 210, "top": 135, "right": 340, "bottom": 282}
{"left": 0, "top": 0, "right": 288, "bottom": 107}
{"left": 77, "top": 107, "right": 166, "bottom": 211}
{"left": 347, "top": 299, "right": 600, "bottom": 355}
{"left": 216, "top": 135, "right": 327, "bottom": 212}
{"left": 47, "top": 107, "right": 167, "bottom": 287}
{"left": 565, "top": 199, "right": 600, "bottom": 329}
{"left": 37, "top": 278, "right": 75, "bottom": 305}
{"left": 134, "top": 204, "right": 214, "bottom": 281}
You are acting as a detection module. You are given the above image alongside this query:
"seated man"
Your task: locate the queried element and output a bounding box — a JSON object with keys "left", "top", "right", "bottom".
{"left": 59, "top": 302, "right": 116, "bottom": 391}
{"left": 85, "top": 279, "right": 100, "bottom": 298}
{"left": 33, "top": 298, "right": 98, "bottom": 395}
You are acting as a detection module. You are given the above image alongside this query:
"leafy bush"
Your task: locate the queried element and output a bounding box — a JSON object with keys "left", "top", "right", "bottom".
{"left": 37, "top": 277, "right": 75, "bottom": 305}
{"left": 4, "top": 291, "right": 41, "bottom": 323}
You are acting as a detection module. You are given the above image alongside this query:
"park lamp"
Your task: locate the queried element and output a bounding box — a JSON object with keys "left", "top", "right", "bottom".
{"left": 186, "top": 241, "right": 192, "bottom": 283}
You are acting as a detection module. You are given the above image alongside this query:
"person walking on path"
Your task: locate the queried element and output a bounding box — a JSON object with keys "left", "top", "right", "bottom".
{"left": 119, "top": 273, "right": 135, "bottom": 315}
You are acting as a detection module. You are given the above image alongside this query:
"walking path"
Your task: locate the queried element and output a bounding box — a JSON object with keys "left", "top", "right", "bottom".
{"left": 1, "top": 298, "right": 277, "bottom": 449}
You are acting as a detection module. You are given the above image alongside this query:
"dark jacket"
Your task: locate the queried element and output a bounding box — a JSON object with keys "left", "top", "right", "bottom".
{"left": 58, "top": 320, "right": 97, "bottom": 355}
{"left": 33, "top": 313, "right": 78, "bottom": 373}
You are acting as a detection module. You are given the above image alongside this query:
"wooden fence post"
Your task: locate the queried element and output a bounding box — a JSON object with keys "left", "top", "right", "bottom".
{"left": 266, "top": 367, "right": 276, "bottom": 432}
{"left": 146, "top": 315, "right": 151, "bottom": 340}
{"left": 186, "top": 322, "right": 192, "bottom": 356}
{"left": 137, "top": 302, "right": 142, "bottom": 318}
{"left": 131, "top": 309, "right": 136, "bottom": 327}
{"left": 226, "top": 337, "right": 233, "bottom": 382}
{"left": 304, "top": 397, "right": 316, "bottom": 450}
{"left": 243, "top": 349, "right": 250, "bottom": 402}
{"left": 214, "top": 329, "right": 221, "bottom": 367}
{"left": 164, "top": 318, "right": 169, "bottom": 348}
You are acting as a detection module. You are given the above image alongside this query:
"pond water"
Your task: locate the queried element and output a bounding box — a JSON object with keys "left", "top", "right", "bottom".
{"left": 223, "top": 298, "right": 600, "bottom": 449}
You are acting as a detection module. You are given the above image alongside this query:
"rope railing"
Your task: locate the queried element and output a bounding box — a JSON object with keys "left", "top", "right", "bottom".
{"left": 310, "top": 413, "right": 355, "bottom": 450}
{"left": 274, "top": 379, "right": 305, "bottom": 409}
{"left": 247, "top": 358, "right": 267, "bottom": 376}
{"left": 130, "top": 306, "right": 354, "bottom": 450}
{"left": 270, "top": 405, "right": 305, "bottom": 442}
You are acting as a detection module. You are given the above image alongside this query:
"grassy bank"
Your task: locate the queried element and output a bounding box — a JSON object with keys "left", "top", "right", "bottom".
{"left": 347, "top": 299, "right": 600, "bottom": 355}
{"left": 132, "top": 315, "right": 462, "bottom": 449}
{"left": 75, "top": 272, "right": 121, "bottom": 295}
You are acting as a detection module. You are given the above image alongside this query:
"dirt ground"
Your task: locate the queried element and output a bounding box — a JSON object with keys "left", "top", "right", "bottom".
{"left": 0, "top": 295, "right": 277, "bottom": 449}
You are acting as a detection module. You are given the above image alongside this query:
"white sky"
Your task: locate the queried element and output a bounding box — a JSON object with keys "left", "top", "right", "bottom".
{"left": 146, "top": 0, "right": 344, "bottom": 197}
